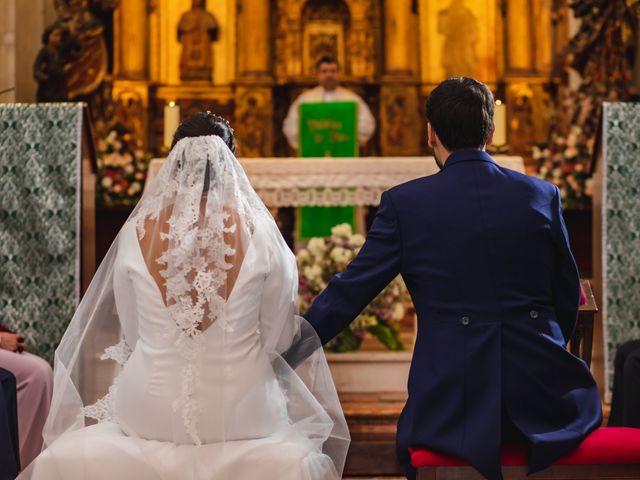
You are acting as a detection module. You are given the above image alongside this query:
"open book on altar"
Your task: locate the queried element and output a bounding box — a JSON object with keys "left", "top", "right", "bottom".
{"left": 298, "top": 102, "right": 359, "bottom": 157}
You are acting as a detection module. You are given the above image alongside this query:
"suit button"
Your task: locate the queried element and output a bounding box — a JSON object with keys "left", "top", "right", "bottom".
{"left": 461, "top": 316, "right": 470, "bottom": 326}
{"left": 530, "top": 310, "right": 539, "bottom": 319}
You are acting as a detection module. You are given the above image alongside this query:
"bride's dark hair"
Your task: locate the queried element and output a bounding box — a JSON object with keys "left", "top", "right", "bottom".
{"left": 171, "top": 111, "right": 237, "bottom": 154}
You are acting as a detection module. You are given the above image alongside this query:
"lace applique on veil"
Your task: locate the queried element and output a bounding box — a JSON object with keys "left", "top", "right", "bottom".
{"left": 82, "top": 339, "right": 132, "bottom": 423}
{"left": 82, "top": 385, "right": 118, "bottom": 423}
{"left": 87, "top": 136, "right": 264, "bottom": 443}
{"left": 84, "top": 137, "right": 267, "bottom": 443}
{"left": 102, "top": 338, "right": 133, "bottom": 365}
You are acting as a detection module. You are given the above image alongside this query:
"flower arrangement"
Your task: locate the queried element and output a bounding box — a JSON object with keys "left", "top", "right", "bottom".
{"left": 96, "top": 129, "right": 151, "bottom": 207}
{"left": 297, "top": 223, "right": 410, "bottom": 352}
{"left": 534, "top": 0, "right": 640, "bottom": 210}
{"left": 534, "top": 124, "right": 594, "bottom": 210}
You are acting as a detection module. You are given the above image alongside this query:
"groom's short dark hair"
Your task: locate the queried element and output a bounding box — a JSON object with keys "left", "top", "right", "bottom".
{"left": 425, "top": 77, "right": 495, "bottom": 152}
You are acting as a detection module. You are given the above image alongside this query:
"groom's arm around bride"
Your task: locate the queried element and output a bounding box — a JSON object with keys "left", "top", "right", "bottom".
{"left": 303, "top": 77, "right": 601, "bottom": 480}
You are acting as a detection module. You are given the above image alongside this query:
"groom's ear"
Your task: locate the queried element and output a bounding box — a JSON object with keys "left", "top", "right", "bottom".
{"left": 427, "top": 123, "right": 437, "bottom": 150}
{"left": 486, "top": 123, "right": 496, "bottom": 147}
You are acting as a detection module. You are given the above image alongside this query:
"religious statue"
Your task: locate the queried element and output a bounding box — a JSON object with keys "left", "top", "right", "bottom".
{"left": 33, "top": 23, "right": 69, "bottom": 102}
{"left": 54, "top": 0, "right": 109, "bottom": 98}
{"left": 178, "top": 0, "right": 219, "bottom": 82}
{"left": 44, "top": 0, "right": 116, "bottom": 134}
{"left": 438, "top": 0, "right": 478, "bottom": 78}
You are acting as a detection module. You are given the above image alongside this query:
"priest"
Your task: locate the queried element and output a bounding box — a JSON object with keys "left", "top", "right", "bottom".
{"left": 282, "top": 56, "right": 376, "bottom": 151}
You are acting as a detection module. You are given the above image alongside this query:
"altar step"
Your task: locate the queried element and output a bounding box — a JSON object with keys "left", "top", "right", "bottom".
{"left": 341, "top": 391, "right": 406, "bottom": 477}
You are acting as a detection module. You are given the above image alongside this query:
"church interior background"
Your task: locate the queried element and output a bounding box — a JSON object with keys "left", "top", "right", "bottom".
{"left": 4, "top": 0, "right": 605, "bottom": 159}
{"left": 1, "top": 0, "right": 640, "bottom": 477}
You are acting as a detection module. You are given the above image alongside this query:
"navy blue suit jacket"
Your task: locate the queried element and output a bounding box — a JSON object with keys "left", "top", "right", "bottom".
{"left": 305, "top": 150, "right": 601, "bottom": 480}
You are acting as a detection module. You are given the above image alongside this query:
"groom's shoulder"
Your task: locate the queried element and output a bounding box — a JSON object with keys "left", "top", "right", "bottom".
{"left": 389, "top": 174, "right": 438, "bottom": 195}
{"left": 500, "top": 166, "right": 558, "bottom": 198}
{"left": 385, "top": 172, "right": 443, "bottom": 206}
{"left": 385, "top": 163, "right": 558, "bottom": 204}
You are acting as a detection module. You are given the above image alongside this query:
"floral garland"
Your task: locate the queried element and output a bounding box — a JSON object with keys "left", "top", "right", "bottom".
{"left": 297, "top": 223, "right": 410, "bottom": 352}
{"left": 96, "top": 128, "right": 151, "bottom": 207}
{"left": 534, "top": 88, "right": 596, "bottom": 209}
{"left": 536, "top": 0, "right": 640, "bottom": 209}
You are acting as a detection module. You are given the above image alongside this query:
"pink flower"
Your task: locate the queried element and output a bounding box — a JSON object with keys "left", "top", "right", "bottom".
{"left": 561, "top": 163, "right": 574, "bottom": 174}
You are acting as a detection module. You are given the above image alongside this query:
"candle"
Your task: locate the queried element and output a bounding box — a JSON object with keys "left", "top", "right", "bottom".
{"left": 164, "top": 101, "right": 180, "bottom": 149}
{"left": 493, "top": 100, "right": 507, "bottom": 147}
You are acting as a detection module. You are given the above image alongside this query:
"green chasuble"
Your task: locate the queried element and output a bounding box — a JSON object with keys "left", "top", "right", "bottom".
{"left": 298, "top": 101, "right": 358, "bottom": 238}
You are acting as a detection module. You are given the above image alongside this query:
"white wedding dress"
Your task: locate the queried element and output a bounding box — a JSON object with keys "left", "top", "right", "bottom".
{"left": 20, "top": 136, "right": 348, "bottom": 480}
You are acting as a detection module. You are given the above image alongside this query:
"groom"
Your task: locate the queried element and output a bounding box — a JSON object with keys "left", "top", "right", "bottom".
{"left": 304, "top": 77, "right": 601, "bottom": 480}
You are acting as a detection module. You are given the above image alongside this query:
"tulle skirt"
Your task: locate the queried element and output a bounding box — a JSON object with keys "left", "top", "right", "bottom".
{"left": 24, "top": 422, "right": 339, "bottom": 480}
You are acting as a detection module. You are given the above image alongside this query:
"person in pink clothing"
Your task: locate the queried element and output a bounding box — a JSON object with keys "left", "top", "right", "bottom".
{"left": 0, "top": 327, "right": 53, "bottom": 469}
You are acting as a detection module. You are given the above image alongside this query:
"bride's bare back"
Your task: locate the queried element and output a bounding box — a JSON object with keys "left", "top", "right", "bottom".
{"left": 138, "top": 200, "right": 246, "bottom": 332}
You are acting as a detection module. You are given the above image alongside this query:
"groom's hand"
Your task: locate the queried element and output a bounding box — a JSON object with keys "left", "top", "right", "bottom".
{"left": 280, "top": 320, "right": 323, "bottom": 369}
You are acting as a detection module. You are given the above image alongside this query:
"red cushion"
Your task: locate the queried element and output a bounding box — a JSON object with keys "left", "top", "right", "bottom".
{"left": 580, "top": 286, "right": 586, "bottom": 305}
{"left": 410, "top": 428, "right": 640, "bottom": 468}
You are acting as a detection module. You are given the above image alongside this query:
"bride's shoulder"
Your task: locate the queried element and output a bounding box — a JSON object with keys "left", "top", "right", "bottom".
{"left": 116, "top": 219, "right": 137, "bottom": 246}
{"left": 252, "top": 214, "right": 293, "bottom": 257}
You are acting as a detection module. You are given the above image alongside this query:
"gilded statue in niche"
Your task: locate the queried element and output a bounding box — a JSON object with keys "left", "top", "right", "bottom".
{"left": 178, "top": 0, "right": 219, "bottom": 82}
{"left": 45, "top": 0, "right": 117, "bottom": 133}
{"left": 438, "top": 0, "right": 478, "bottom": 78}
{"left": 274, "top": 0, "right": 377, "bottom": 80}
{"left": 310, "top": 33, "right": 340, "bottom": 63}
{"left": 54, "top": 0, "right": 109, "bottom": 98}
{"left": 302, "top": 0, "right": 349, "bottom": 75}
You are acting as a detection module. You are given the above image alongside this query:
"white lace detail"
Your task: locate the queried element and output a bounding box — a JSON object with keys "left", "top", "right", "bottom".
{"left": 101, "top": 339, "right": 132, "bottom": 365}
{"left": 129, "top": 136, "right": 270, "bottom": 444}
{"left": 81, "top": 339, "right": 132, "bottom": 423}
{"left": 82, "top": 384, "right": 117, "bottom": 423}
{"left": 171, "top": 333, "right": 205, "bottom": 445}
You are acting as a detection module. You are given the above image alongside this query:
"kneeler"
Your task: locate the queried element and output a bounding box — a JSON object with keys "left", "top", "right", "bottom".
{"left": 410, "top": 427, "right": 640, "bottom": 480}
{"left": 410, "top": 283, "right": 624, "bottom": 479}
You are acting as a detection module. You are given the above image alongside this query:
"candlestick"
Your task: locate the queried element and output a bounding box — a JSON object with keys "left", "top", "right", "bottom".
{"left": 164, "top": 101, "right": 180, "bottom": 150}
{"left": 493, "top": 100, "right": 507, "bottom": 147}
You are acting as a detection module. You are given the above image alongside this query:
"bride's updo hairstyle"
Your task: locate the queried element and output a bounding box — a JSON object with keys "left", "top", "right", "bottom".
{"left": 170, "top": 111, "right": 237, "bottom": 155}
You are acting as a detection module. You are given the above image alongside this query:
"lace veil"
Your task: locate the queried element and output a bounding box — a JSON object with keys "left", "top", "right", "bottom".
{"left": 20, "top": 135, "right": 349, "bottom": 479}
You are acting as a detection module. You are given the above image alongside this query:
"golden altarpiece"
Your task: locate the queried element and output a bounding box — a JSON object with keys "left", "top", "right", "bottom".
{"left": 111, "top": 0, "right": 570, "bottom": 159}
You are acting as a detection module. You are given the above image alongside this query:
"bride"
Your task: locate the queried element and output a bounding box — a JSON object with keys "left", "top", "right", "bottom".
{"left": 20, "top": 113, "right": 349, "bottom": 479}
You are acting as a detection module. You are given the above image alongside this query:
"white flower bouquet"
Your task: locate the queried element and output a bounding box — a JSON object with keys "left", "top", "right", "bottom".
{"left": 297, "top": 223, "right": 410, "bottom": 352}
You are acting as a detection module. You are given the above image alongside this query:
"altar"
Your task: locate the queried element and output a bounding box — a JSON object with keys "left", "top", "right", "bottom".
{"left": 146, "top": 155, "right": 526, "bottom": 209}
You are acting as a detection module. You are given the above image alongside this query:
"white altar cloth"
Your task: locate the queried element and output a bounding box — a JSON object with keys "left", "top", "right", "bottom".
{"left": 145, "top": 156, "right": 525, "bottom": 207}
